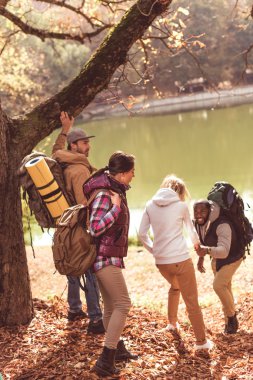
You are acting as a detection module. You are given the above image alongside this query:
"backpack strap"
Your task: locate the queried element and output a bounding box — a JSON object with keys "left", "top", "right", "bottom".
{"left": 86, "top": 189, "right": 102, "bottom": 206}
{"left": 85, "top": 189, "right": 106, "bottom": 228}
{"left": 78, "top": 274, "right": 87, "bottom": 292}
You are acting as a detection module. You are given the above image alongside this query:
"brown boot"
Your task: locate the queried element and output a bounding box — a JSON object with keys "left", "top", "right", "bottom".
{"left": 227, "top": 314, "right": 239, "bottom": 334}
{"left": 115, "top": 340, "right": 138, "bottom": 361}
{"left": 93, "top": 346, "right": 120, "bottom": 377}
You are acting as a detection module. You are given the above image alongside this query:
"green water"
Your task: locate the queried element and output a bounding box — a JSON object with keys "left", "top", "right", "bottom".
{"left": 37, "top": 103, "right": 253, "bottom": 238}
{"left": 39, "top": 103, "right": 253, "bottom": 206}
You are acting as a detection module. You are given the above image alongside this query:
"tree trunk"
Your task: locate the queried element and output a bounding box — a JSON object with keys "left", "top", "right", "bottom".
{"left": 0, "top": 104, "right": 33, "bottom": 326}
{"left": 0, "top": 0, "right": 173, "bottom": 325}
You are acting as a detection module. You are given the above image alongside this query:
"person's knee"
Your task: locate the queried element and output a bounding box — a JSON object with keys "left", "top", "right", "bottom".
{"left": 213, "top": 278, "right": 226, "bottom": 294}
{"left": 117, "top": 296, "right": 131, "bottom": 315}
{"left": 184, "top": 294, "right": 201, "bottom": 314}
{"left": 169, "top": 287, "right": 180, "bottom": 295}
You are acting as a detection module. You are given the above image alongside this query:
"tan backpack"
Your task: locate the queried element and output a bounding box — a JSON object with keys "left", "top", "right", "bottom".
{"left": 52, "top": 191, "right": 99, "bottom": 276}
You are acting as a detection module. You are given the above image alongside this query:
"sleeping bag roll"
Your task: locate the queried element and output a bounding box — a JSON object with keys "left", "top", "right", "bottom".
{"left": 25, "top": 156, "right": 69, "bottom": 221}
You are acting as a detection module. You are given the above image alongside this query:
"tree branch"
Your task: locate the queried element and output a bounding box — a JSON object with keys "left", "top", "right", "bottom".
{"left": 100, "top": 0, "right": 132, "bottom": 4}
{"left": 33, "top": 0, "right": 100, "bottom": 28}
{"left": 0, "top": 30, "right": 19, "bottom": 55}
{"left": 0, "top": 6, "right": 111, "bottom": 43}
{"left": 13, "top": 0, "right": 173, "bottom": 157}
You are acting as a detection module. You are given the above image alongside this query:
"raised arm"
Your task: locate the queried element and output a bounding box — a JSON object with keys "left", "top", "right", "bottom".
{"left": 52, "top": 111, "right": 74, "bottom": 154}
{"left": 89, "top": 191, "right": 121, "bottom": 237}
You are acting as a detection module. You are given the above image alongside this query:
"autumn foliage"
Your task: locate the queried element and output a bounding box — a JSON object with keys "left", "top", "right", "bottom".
{"left": 1, "top": 248, "right": 253, "bottom": 379}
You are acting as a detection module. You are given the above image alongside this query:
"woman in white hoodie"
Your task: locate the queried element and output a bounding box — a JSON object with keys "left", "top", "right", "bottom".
{"left": 138, "top": 175, "right": 212, "bottom": 350}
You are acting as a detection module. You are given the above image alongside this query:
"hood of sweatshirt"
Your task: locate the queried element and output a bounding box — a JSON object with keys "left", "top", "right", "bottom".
{"left": 152, "top": 188, "right": 180, "bottom": 207}
{"left": 53, "top": 149, "right": 95, "bottom": 171}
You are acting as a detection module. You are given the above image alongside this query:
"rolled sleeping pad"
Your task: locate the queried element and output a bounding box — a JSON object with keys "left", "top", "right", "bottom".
{"left": 25, "top": 156, "right": 69, "bottom": 223}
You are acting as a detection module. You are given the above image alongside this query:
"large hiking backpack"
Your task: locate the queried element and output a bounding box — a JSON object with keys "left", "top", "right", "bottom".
{"left": 207, "top": 181, "right": 253, "bottom": 254}
{"left": 52, "top": 191, "right": 99, "bottom": 276}
{"left": 18, "top": 151, "right": 71, "bottom": 228}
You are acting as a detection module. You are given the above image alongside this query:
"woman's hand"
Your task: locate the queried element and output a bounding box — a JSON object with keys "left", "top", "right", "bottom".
{"left": 110, "top": 191, "right": 121, "bottom": 207}
{"left": 197, "top": 257, "right": 206, "bottom": 273}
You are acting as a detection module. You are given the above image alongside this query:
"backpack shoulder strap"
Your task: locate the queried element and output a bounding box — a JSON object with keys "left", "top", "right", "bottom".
{"left": 85, "top": 188, "right": 108, "bottom": 227}
{"left": 86, "top": 189, "right": 104, "bottom": 206}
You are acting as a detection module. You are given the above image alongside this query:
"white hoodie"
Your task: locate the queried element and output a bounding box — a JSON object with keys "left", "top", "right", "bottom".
{"left": 138, "top": 188, "right": 200, "bottom": 264}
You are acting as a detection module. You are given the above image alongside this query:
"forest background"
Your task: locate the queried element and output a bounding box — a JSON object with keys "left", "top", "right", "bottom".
{"left": 2, "top": 0, "right": 253, "bottom": 118}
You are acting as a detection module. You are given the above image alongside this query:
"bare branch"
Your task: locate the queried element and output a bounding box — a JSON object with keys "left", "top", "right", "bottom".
{"left": 182, "top": 44, "right": 217, "bottom": 93}
{"left": 0, "top": 6, "right": 111, "bottom": 43}
{"left": 236, "top": 43, "right": 253, "bottom": 83}
{"left": 100, "top": 0, "right": 132, "bottom": 4}
{"left": 233, "top": 0, "right": 239, "bottom": 12}
{"left": 137, "top": 0, "right": 160, "bottom": 17}
{"left": 0, "top": 30, "right": 19, "bottom": 55}
{"left": 34, "top": 0, "right": 99, "bottom": 28}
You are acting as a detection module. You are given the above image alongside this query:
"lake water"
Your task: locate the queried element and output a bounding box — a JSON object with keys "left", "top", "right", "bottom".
{"left": 36, "top": 103, "right": 253, "bottom": 242}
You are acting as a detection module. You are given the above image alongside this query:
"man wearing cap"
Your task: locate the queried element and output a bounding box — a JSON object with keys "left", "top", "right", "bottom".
{"left": 52, "top": 111, "right": 104, "bottom": 334}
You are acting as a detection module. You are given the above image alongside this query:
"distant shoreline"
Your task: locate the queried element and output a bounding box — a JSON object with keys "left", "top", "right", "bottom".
{"left": 81, "top": 85, "right": 253, "bottom": 122}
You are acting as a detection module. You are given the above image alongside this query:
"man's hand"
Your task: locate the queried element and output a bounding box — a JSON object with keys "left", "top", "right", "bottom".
{"left": 195, "top": 244, "right": 207, "bottom": 257}
{"left": 110, "top": 191, "right": 121, "bottom": 208}
{"left": 60, "top": 111, "right": 74, "bottom": 134}
{"left": 197, "top": 257, "right": 206, "bottom": 273}
{"left": 194, "top": 243, "right": 200, "bottom": 251}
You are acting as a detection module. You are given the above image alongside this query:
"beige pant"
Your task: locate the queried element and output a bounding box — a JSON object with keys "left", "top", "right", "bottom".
{"left": 157, "top": 258, "right": 206, "bottom": 345}
{"left": 95, "top": 265, "right": 131, "bottom": 349}
{"left": 211, "top": 257, "right": 243, "bottom": 322}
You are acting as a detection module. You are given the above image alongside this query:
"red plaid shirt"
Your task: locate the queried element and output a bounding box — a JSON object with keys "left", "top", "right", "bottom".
{"left": 90, "top": 191, "right": 125, "bottom": 272}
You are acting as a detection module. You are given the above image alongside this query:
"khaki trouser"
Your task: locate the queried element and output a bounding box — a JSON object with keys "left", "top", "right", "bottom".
{"left": 157, "top": 258, "right": 206, "bottom": 345}
{"left": 95, "top": 265, "right": 131, "bottom": 349}
{"left": 211, "top": 257, "right": 243, "bottom": 323}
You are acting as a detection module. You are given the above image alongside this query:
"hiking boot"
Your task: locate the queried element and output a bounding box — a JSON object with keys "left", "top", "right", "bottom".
{"left": 93, "top": 346, "right": 120, "bottom": 377}
{"left": 115, "top": 340, "right": 138, "bottom": 361}
{"left": 67, "top": 310, "right": 87, "bottom": 321}
{"left": 226, "top": 314, "right": 239, "bottom": 334}
{"left": 87, "top": 319, "right": 105, "bottom": 334}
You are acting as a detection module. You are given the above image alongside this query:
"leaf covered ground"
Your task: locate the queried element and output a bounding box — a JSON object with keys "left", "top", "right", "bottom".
{"left": 1, "top": 247, "right": 253, "bottom": 379}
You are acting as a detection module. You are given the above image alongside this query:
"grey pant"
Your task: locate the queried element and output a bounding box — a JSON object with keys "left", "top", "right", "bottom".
{"left": 95, "top": 265, "right": 131, "bottom": 349}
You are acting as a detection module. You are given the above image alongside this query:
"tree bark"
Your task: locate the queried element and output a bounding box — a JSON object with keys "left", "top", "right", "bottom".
{"left": 0, "top": 0, "right": 172, "bottom": 325}
{"left": 0, "top": 104, "right": 33, "bottom": 326}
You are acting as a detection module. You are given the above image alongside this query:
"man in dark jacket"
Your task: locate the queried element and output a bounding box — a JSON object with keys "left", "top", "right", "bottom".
{"left": 193, "top": 200, "right": 244, "bottom": 334}
{"left": 52, "top": 111, "right": 104, "bottom": 334}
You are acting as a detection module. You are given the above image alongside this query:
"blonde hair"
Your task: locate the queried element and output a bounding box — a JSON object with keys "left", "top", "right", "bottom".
{"left": 160, "top": 174, "right": 190, "bottom": 201}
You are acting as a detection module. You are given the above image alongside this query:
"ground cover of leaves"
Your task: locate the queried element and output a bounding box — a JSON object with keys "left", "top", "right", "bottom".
{"left": 0, "top": 247, "right": 253, "bottom": 379}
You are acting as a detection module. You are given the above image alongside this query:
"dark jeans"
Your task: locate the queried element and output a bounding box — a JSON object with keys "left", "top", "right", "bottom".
{"left": 67, "top": 268, "right": 102, "bottom": 321}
